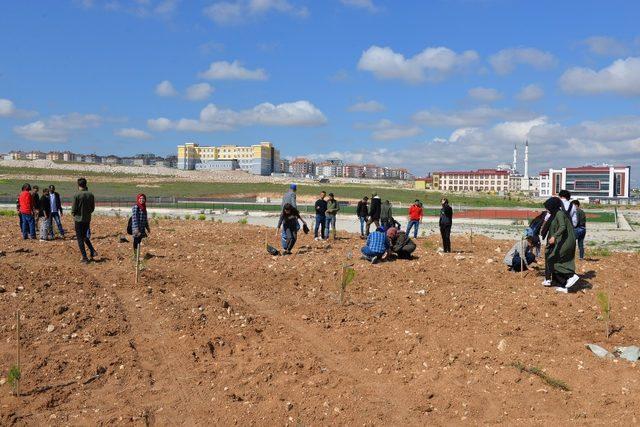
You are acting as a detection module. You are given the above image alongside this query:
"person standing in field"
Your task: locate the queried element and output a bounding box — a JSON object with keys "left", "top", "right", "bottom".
{"left": 356, "top": 196, "right": 369, "bottom": 239}
{"left": 380, "top": 199, "right": 395, "bottom": 229}
{"left": 18, "top": 183, "right": 36, "bottom": 239}
{"left": 406, "top": 199, "right": 423, "bottom": 239}
{"left": 439, "top": 198, "right": 453, "bottom": 253}
{"left": 324, "top": 192, "right": 340, "bottom": 240}
{"left": 48, "top": 184, "right": 65, "bottom": 239}
{"left": 366, "top": 193, "right": 382, "bottom": 236}
{"left": 572, "top": 200, "right": 587, "bottom": 260}
{"left": 38, "top": 187, "right": 52, "bottom": 241}
{"left": 313, "top": 191, "right": 327, "bottom": 241}
{"left": 71, "top": 177, "right": 96, "bottom": 263}
{"left": 558, "top": 189, "right": 578, "bottom": 228}
{"left": 31, "top": 185, "right": 40, "bottom": 236}
{"left": 282, "top": 183, "right": 297, "bottom": 209}
{"left": 541, "top": 197, "right": 579, "bottom": 292}
{"left": 132, "top": 193, "right": 151, "bottom": 256}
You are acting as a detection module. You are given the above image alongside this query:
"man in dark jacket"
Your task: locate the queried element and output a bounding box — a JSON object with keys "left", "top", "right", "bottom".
{"left": 356, "top": 196, "right": 369, "bottom": 238}
{"left": 48, "top": 184, "right": 65, "bottom": 239}
{"left": 388, "top": 227, "right": 417, "bottom": 259}
{"left": 314, "top": 191, "right": 327, "bottom": 241}
{"left": 572, "top": 200, "right": 587, "bottom": 260}
{"left": 366, "top": 194, "right": 382, "bottom": 236}
{"left": 439, "top": 198, "right": 453, "bottom": 253}
{"left": 71, "top": 177, "right": 96, "bottom": 263}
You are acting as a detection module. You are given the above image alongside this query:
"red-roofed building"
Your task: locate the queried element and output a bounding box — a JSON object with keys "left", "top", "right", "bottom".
{"left": 432, "top": 169, "right": 510, "bottom": 193}
{"left": 539, "top": 165, "right": 631, "bottom": 199}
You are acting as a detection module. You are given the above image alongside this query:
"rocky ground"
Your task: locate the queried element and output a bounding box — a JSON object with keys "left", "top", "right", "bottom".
{"left": 1, "top": 216, "right": 639, "bottom": 425}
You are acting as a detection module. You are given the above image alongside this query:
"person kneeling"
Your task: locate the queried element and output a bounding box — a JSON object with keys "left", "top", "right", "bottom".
{"left": 387, "top": 227, "right": 416, "bottom": 260}
{"left": 361, "top": 227, "right": 389, "bottom": 264}
{"left": 504, "top": 235, "right": 539, "bottom": 272}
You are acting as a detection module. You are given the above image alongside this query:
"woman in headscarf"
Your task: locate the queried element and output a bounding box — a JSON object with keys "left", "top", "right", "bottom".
{"left": 542, "top": 197, "right": 579, "bottom": 292}
{"left": 276, "top": 203, "right": 308, "bottom": 255}
{"left": 131, "top": 193, "right": 151, "bottom": 256}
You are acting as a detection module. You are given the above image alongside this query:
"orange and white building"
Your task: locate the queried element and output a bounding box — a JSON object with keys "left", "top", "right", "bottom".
{"left": 431, "top": 169, "right": 510, "bottom": 193}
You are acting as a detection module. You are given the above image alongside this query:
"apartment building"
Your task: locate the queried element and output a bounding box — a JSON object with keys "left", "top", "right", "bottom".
{"left": 432, "top": 169, "right": 510, "bottom": 193}
{"left": 290, "top": 158, "right": 316, "bottom": 177}
{"left": 177, "top": 141, "right": 280, "bottom": 175}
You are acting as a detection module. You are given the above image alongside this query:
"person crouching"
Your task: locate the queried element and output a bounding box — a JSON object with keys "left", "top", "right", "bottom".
{"left": 361, "top": 226, "right": 390, "bottom": 264}
{"left": 388, "top": 227, "right": 417, "bottom": 260}
{"left": 504, "top": 235, "right": 539, "bottom": 272}
{"left": 277, "top": 203, "right": 308, "bottom": 255}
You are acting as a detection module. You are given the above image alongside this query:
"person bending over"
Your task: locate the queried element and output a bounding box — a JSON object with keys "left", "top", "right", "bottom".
{"left": 504, "top": 235, "right": 539, "bottom": 272}
{"left": 388, "top": 227, "right": 417, "bottom": 260}
{"left": 277, "top": 203, "right": 308, "bottom": 255}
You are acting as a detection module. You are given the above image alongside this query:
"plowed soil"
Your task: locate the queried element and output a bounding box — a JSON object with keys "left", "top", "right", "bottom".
{"left": 1, "top": 216, "right": 639, "bottom": 425}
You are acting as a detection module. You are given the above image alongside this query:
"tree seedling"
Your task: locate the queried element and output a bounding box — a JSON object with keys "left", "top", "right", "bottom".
{"left": 7, "top": 366, "right": 21, "bottom": 396}
{"left": 338, "top": 266, "right": 356, "bottom": 305}
{"left": 596, "top": 291, "right": 611, "bottom": 339}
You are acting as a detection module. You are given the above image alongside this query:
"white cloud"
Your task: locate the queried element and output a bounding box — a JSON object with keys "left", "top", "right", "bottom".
{"left": 516, "top": 84, "right": 544, "bottom": 101}
{"left": 203, "top": 0, "right": 308, "bottom": 25}
{"left": 148, "top": 100, "right": 326, "bottom": 132}
{"left": 198, "top": 60, "right": 268, "bottom": 80}
{"left": 185, "top": 83, "right": 214, "bottom": 101}
{"left": 115, "top": 127, "right": 153, "bottom": 140}
{"left": 340, "top": 0, "right": 378, "bottom": 12}
{"left": 155, "top": 80, "right": 178, "bottom": 97}
{"left": 77, "top": 0, "right": 180, "bottom": 18}
{"left": 348, "top": 100, "right": 385, "bottom": 113}
{"left": 0, "top": 98, "right": 37, "bottom": 118}
{"left": 412, "top": 106, "right": 535, "bottom": 128}
{"left": 468, "top": 87, "right": 502, "bottom": 102}
{"left": 356, "top": 119, "right": 422, "bottom": 141}
{"left": 14, "top": 113, "right": 102, "bottom": 142}
{"left": 489, "top": 47, "right": 556, "bottom": 75}
{"left": 582, "top": 36, "right": 628, "bottom": 56}
{"left": 358, "top": 45, "right": 479, "bottom": 83}
{"left": 559, "top": 57, "right": 640, "bottom": 96}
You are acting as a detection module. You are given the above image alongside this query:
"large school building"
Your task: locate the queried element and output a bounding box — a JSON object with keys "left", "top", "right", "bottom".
{"left": 177, "top": 142, "right": 281, "bottom": 175}
{"left": 539, "top": 165, "right": 631, "bottom": 200}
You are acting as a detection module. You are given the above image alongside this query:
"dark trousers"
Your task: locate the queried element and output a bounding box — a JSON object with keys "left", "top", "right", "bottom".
{"left": 440, "top": 224, "right": 451, "bottom": 253}
{"left": 282, "top": 226, "right": 298, "bottom": 251}
{"left": 314, "top": 214, "right": 325, "bottom": 238}
{"left": 512, "top": 252, "right": 536, "bottom": 272}
{"left": 49, "top": 212, "right": 65, "bottom": 238}
{"left": 552, "top": 271, "right": 573, "bottom": 287}
{"left": 133, "top": 235, "right": 144, "bottom": 250}
{"left": 365, "top": 217, "right": 380, "bottom": 235}
{"left": 75, "top": 221, "right": 96, "bottom": 260}
{"left": 575, "top": 226, "right": 586, "bottom": 259}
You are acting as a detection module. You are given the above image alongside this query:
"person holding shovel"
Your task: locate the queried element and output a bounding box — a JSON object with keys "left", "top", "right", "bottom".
{"left": 131, "top": 193, "right": 151, "bottom": 257}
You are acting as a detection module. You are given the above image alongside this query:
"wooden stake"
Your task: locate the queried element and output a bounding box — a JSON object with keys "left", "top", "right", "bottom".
{"left": 520, "top": 239, "right": 525, "bottom": 281}
{"left": 16, "top": 310, "right": 20, "bottom": 397}
{"left": 135, "top": 243, "right": 141, "bottom": 285}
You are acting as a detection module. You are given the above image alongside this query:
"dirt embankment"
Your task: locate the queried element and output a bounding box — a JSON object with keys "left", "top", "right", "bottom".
{"left": 1, "top": 217, "right": 639, "bottom": 425}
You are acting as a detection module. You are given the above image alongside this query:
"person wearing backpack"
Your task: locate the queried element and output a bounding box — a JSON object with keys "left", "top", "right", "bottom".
{"left": 558, "top": 189, "right": 578, "bottom": 228}
{"left": 131, "top": 194, "right": 150, "bottom": 256}
{"left": 572, "top": 200, "right": 587, "bottom": 260}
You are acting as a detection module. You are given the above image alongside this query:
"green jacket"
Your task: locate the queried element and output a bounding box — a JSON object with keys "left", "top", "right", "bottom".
{"left": 71, "top": 189, "right": 95, "bottom": 223}
{"left": 381, "top": 201, "right": 393, "bottom": 220}
{"left": 326, "top": 199, "right": 340, "bottom": 215}
{"left": 546, "top": 211, "right": 576, "bottom": 275}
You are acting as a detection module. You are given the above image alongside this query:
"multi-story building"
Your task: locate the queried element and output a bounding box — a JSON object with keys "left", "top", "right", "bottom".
{"left": 46, "top": 151, "right": 63, "bottom": 161}
{"left": 363, "top": 164, "right": 384, "bottom": 179}
{"left": 177, "top": 142, "right": 280, "bottom": 175}
{"left": 26, "top": 151, "right": 46, "bottom": 160}
{"left": 539, "top": 165, "right": 631, "bottom": 200}
{"left": 414, "top": 176, "right": 433, "bottom": 190}
{"left": 316, "top": 161, "right": 344, "bottom": 178}
{"left": 343, "top": 164, "right": 365, "bottom": 178}
{"left": 432, "top": 169, "right": 510, "bottom": 193}
{"left": 290, "top": 158, "right": 316, "bottom": 177}
{"left": 7, "top": 151, "right": 26, "bottom": 160}
{"left": 102, "top": 155, "right": 121, "bottom": 165}
{"left": 279, "top": 159, "right": 291, "bottom": 174}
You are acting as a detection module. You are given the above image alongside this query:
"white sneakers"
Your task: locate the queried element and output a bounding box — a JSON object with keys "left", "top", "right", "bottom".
{"left": 555, "top": 287, "right": 568, "bottom": 293}
{"left": 542, "top": 279, "right": 552, "bottom": 287}
{"left": 565, "top": 274, "right": 580, "bottom": 290}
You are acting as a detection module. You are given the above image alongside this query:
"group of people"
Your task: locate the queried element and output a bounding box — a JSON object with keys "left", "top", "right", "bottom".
{"left": 16, "top": 178, "right": 151, "bottom": 264}
{"left": 503, "top": 189, "right": 587, "bottom": 293}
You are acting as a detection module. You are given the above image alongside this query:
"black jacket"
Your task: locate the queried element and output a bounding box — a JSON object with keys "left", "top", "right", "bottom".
{"left": 356, "top": 200, "right": 369, "bottom": 218}
{"left": 314, "top": 199, "right": 327, "bottom": 216}
{"left": 39, "top": 194, "right": 51, "bottom": 218}
{"left": 369, "top": 197, "right": 382, "bottom": 220}
{"left": 392, "top": 232, "right": 416, "bottom": 259}
{"left": 439, "top": 204, "right": 453, "bottom": 227}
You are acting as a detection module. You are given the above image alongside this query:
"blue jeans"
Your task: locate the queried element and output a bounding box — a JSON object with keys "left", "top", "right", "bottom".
{"left": 361, "top": 246, "right": 384, "bottom": 259}
{"left": 49, "top": 212, "right": 65, "bottom": 238}
{"left": 20, "top": 214, "right": 36, "bottom": 239}
{"left": 324, "top": 214, "right": 336, "bottom": 239}
{"left": 359, "top": 216, "right": 367, "bottom": 236}
{"left": 406, "top": 220, "right": 420, "bottom": 238}
{"left": 281, "top": 226, "right": 297, "bottom": 251}
{"left": 314, "top": 214, "right": 325, "bottom": 238}
{"left": 575, "top": 226, "right": 586, "bottom": 259}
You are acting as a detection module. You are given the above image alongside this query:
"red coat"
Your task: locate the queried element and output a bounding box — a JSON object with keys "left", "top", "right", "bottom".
{"left": 18, "top": 191, "right": 34, "bottom": 214}
{"left": 409, "top": 205, "right": 423, "bottom": 221}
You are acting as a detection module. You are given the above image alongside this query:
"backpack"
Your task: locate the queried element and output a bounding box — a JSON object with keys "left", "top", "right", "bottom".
{"left": 526, "top": 211, "right": 546, "bottom": 237}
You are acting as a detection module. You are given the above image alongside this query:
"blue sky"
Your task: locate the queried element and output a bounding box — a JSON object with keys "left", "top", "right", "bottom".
{"left": 1, "top": 0, "right": 639, "bottom": 183}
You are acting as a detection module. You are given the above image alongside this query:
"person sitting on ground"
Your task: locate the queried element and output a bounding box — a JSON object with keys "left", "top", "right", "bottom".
{"left": 282, "top": 183, "right": 297, "bottom": 209}
{"left": 276, "top": 203, "right": 308, "bottom": 255}
{"left": 324, "top": 192, "right": 340, "bottom": 240}
{"left": 387, "top": 227, "right": 417, "bottom": 260}
{"left": 38, "top": 187, "right": 52, "bottom": 241}
{"left": 542, "top": 197, "right": 579, "bottom": 292}
{"left": 356, "top": 196, "right": 369, "bottom": 239}
{"left": 132, "top": 193, "right": 151, "bottom": 257}
{"left": 572, "top": 200, "right": 587, "bottom": 260}
{"left": 504, "top": 235, "right": 539, "bottom": 272}
{"left": 361, "top": 226, "right": 390, "bottom": 264}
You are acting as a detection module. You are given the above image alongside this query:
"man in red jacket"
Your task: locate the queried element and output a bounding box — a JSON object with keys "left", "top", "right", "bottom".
{"left": 18, "top": 183, "right": 36, "bottom": 239}
{"left": 406, "top": 200, "right": 423, "bottom": 239}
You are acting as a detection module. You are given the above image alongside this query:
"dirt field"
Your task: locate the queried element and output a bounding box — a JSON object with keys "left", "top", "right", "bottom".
{"left": 1, "top": 217, "right": 639, "bottom": 425}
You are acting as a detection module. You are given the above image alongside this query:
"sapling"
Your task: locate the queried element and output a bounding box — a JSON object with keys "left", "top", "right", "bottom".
{"left": 338, "top": 266, "right": 356, "bottom": 305}
{"left": 596, "top": 291, "right": 611, "bottom": 339}
{"left": 238, "top": 217, "right": 248, "bottom": 225}
{"left": 198, "top": 214, "right": 206, "bottom": 221}
{"left": 7, "top": 366, "right": 21, "bottom": 396}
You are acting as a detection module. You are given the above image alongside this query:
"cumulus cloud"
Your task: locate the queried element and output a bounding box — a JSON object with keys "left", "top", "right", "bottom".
{"left": 155, "top": 80, "right": 178, "bottom": 97}
{"left": 489, "top": 47, "right": 556, "bottom": 75}
{"left": 516, "top": 84, "right": 544, "bottom": 101}
{"left": 468, "top": 87, "right": 502, "bottom": 102}
{"left": 582, "top": 36, "right": 628, "bottom": 56}
{"left": 357, "top": 45, "right": 479, "bottom": 83}
{"left": 115, "top": 127, "right": 153, "bottom": 140}
{"left": 198, "top": 60, "right": 268, "bottom": 80}
{"left": 340, "top": 0, "right": 378, "bottom": 12}
{"left": 203, "top": 0, "right": 308, "bottom": 25}
{"left": 559, "top": 57, "right": 640, "bottom": 95}
{"left": 348, "top": 100, "right": 385, "bottom": 113}
{"left": 14, "top": 113, "right": 102, "bottom": 142}
{"left": 412, "top": 106, "right": 535, "bottom": 128}
{"left": 185, "top": 83, "right": 214, "bottom": 101}
{"left": 0, "top": 98, "right": 37, "bottom": 118}
{"left": 148, "top": 100, "right": 326, "bottom": 132}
